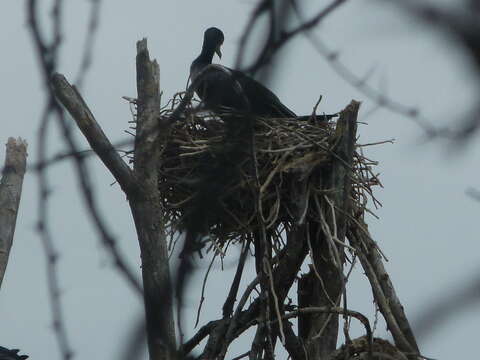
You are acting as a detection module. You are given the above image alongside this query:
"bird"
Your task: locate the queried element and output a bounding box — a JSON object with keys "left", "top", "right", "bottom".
{"left": 0, "top": 346, "right": 28, "bottom": 360}
{"left": 181, "top": 27, "right": 336, "bottom": 262}
{"left": 190, "top": 27, "right": 297, "bottom": 118}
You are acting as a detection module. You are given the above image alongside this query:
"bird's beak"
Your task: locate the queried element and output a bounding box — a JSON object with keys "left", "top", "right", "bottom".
{"left": 215, "top": 44, "right": 222, "bottom": 59}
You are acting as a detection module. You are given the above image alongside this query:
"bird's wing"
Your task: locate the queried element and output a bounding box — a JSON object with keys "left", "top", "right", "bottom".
{"left": 193, "top": 64, "right": 296, "bottom": 118}
{"left": 192, "top": 64, "right": 251, "bottom": 112}
{"left": 229, "top": 68, "right": 296, "bottom": 118}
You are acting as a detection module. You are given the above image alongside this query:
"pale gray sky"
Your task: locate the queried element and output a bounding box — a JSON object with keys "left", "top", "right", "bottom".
{"left": 1, "top": 1, "right": 479, "bottom": 359}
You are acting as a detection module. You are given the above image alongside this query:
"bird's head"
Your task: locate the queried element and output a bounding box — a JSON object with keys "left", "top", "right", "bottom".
{"left": 204, "top": 27, "right": 224, "bottom": 59}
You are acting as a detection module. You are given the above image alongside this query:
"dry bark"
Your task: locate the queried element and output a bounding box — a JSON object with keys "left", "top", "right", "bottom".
{"left": 51, "top": 39, "right": 176, "bottom": 360}
{"left": 52, "top": 37, "right": 419, "bottom": 359}
{"left": 0, "top": 138, "right": 28, "bottom": 288}
{"left": 298, "top": 101, "right": 359, "bottom": 359}
{"left": 132, "top": 39, "right": 176, "bottom": 360}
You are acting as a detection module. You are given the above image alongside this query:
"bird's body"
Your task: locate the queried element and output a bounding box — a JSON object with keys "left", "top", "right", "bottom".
{"left": 0, "top": 346, "right": 28, "bottom": 360}
{"left": 190, "top": 27, "right": 296, "bottom": 118}
{"left": 182, "top": 27, "right": 336, "bottom": 256}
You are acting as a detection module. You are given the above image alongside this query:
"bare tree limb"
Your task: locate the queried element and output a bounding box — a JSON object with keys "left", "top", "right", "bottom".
{"left": 412, "top": 273, "right": 480, "bottom": 340}
{"left": 387, "top": 0, "right": 480, "bottom": 141}
{"left": 222, "top": 239, "right": 251, "bottom": 318}
{"left": 298, "top": 101, "right": 359, "bottom": 359}
{"left": 0, "top": 138, "right": 28, "bottom": 288}
{"left": 131, "top": 38, "right": 176, "bottom": 360}
{"left": 348, "top": 222, "right": 419, "bottom": 355}
{"left": 28, "top": 2, "right": 139, "bottom": 355}
{"left": 290, "top": 4, "right": 437, "bottom": 136}
{"left": 286, "top": 306, "right": 372, "bottom": 344}
{"left": 75, "top": 0, "right": 101, "bottom": 88}
{"left": 241, "top": 0, "right": 350, "bottom": 75}
{"left": 51, "top": 74, "right": 137, "bottom": 194}
{"left": 50, "top": 74, "right": 142, "bottom": 297}
{"left": 52, "top": 43, "right": 178, "bottom": 360}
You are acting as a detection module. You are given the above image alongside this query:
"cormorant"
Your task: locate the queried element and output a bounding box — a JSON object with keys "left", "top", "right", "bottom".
{"left": 190, "top": 27, "right": 296, "bottom": 118}
{"left": 0, "top": 346, "right": 28, "bottom": 360}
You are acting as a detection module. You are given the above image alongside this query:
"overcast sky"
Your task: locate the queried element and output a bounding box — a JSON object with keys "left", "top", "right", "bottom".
{"left": 1, "top": 1, "right": 479, "bottom": 359}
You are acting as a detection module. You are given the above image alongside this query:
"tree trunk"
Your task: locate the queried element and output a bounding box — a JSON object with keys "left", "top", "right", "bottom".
{"left": 298, "top": 101, "right": 359, "bottom": 359}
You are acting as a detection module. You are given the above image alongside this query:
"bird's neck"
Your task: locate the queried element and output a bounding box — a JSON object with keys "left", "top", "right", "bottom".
{"left": 190, "top": 43, "right": 217, "bottom": 81}
{"left": 196, "top": 44, "right": 216, "bottom": 65}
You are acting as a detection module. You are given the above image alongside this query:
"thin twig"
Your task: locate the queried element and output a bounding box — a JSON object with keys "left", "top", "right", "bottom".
{"left": 195, "top": 252, "right": 218, "bottom": 328}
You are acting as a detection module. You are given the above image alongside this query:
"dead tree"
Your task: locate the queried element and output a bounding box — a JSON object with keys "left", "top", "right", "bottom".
{"left": 0, "top": 138, "right": 29, "bottom": 359}
{"left": 53, "top": 40, "right": 421, "bottom": 360}
{"left": 0, "top": 138, "right": 28, "bottom": 289}
{"left": 52, "top": 40, "right": 175, "bottom": 360}
{"left": 161, "top": 95, "right": 419, "bottom": 359}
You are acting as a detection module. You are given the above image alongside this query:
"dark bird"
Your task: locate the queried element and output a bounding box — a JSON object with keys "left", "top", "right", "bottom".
{"left": 0, "top": 346, "right": 28, "bottom": 360}
{"left": 190, "top": 27, "right": 297, "bottom": 118}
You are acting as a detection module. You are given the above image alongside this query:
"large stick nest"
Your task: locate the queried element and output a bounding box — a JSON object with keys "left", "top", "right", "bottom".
{"left": 157, "top": 96, "right": 381, "bottom": 245}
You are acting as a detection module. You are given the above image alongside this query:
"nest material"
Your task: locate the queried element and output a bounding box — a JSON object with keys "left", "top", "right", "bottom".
{"left": 330, "top": 337, "right": 408, "bottom": 360}
{"left": 158, "top": 98, "right": 380, "bottom": 245}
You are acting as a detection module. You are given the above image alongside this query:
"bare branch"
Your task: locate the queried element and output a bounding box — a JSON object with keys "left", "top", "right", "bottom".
{"left": 348, "top": 221, "right": 419, "bottom": 354}
{"left": 0, "top": 138, "right": 28, "bottom": 288}
{"left": 222, "top": 239, "right": 251, "bottom": 318}
{"left": 242, "top": 0, "right": 350, "bottom": 75}
{"left": 132, "top": 38, "right": 176, "bottom": 360}
{"left": 412, "top": 273, "right": 480, "bottom": 340}
{"left": 75, "top": 0, "right": 101, "bottom": 88}
{"left": 290, "top": 5, "right": 437, "bottom": 135}
{"left": 51, "top": 74, "right": 138, "bottom": 194}
{"left": 285, "top": 306, "right": 372, "bottom": 345}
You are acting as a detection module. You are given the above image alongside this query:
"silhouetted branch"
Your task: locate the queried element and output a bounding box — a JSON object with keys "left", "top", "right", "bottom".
{"left": 27, "top": 1, "right": 75, "bottom": 358}
{"left": 119, "top": 314, "right": 147, "bottom": 360}
{"left": 290, "top": 4, "right": 437, "bottom": 136}
{"left": 245, "top": 0, "right": 350, "bottom": 75}
{"left": 194, "top": 252, "right": 217, "bottom": 327}
{"left": 222, "top": 240, "right": 251, "bottom": 318}
{"left": 49, "top": 75, "right": 143, "bottom": 296}
{"left": 412, "top": 273, "right": 480, "bottom": 340}
{"left": 389, "top": 1, "right": 480, "bottom": 141}
{"left": 285, "top": 306, "right": 372, "bottom": 346}
{"left": 180, "top": 319, "right": 226, "bottom": 356}
{"left": 75, "top": 0, "right": 102, "bottom": 88}
{"left": 30, "top": 137, "right": 133, "bottom": 172}
{"left": 236, "top": 0, "right": 350, "bottom": 78}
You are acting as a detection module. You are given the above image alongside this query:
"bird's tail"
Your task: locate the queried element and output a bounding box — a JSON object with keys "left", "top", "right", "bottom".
{"left": 296, "top": 113, "right": 339, "bottom": 122}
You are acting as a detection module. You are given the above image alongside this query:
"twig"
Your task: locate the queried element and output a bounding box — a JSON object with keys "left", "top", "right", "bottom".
{"left": 292, "top": 4, "right": 436, "bottom": 135}
{"left": 243, "top": 0, "right": 350, "bottom": 74}
{"left": 74, "top": 0, "right": 101, "bottom": 88}
{"left": 348, "top": 225, "right": 417, "bottom": 354}
{"left": 195, "top": 252, "right": 218, "bottom": 327}
{"left": 180, "top": 319, "right": 226, "bottom": 356}
{"left": 264, "top": 257, "right": 285, "bottom": 345}
{"left": 223, "top": 239, "right": 251, "bottom": 318}
{"left": 231, "top": 350, "right": 251, "bottom": 360}
{"left": 27, "top": 1, "right": 74, "bottom": 357}
{"left": 286, "top": 306, "right": 373, "bottom": 357}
